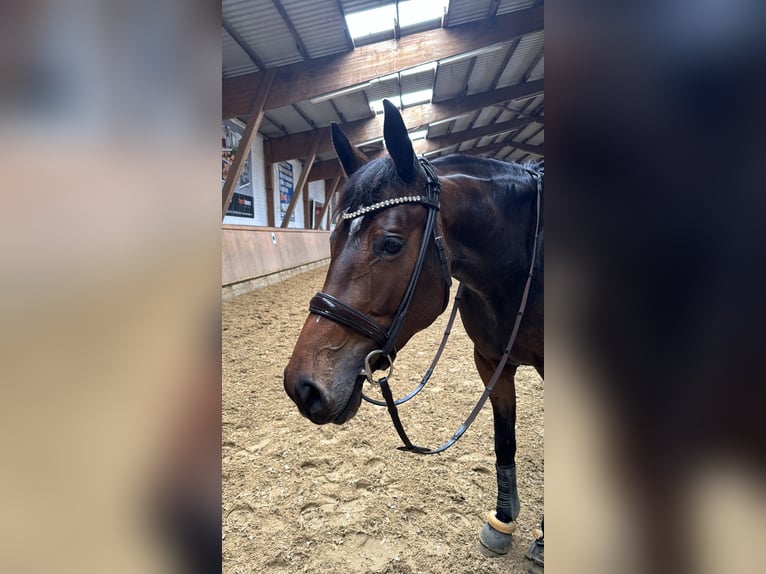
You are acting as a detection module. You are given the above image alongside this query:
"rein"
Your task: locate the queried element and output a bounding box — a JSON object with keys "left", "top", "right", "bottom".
{"left": 309, "top": 158, "right": 543, "bottom": 454}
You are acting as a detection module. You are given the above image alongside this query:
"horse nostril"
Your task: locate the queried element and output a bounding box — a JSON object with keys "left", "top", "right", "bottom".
{"left": 295, "top": 377, "right": 328, "bottom": 418}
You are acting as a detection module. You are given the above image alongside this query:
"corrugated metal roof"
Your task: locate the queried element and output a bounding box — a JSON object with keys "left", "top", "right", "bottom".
{"left": 432, "top": 59, "right": 472, "bottom": 101}
{"left": 400, "top": 64, "right": 437, "bottom": 93}
{"left": 340, "top": 0, "right": 388, "bottom": 15}
{"left": 527, "top": 54, "right": 544, "bottom": 81}
{"left": 222, "top": 29, "right": 258, "bottom": 79}
{"left": 224, "top": 0, "right": 303, "bottom": 68}
{"left": 506, "top": 148, "right": 527, "bottom": 161}
{"left": 473, "top": 106, "right": 502, "bottom": 127}
{"left": 526, "top": 130, "right": 544, "bottom": 146}
{"left": 465, "top": 42, "right": 514, "bottom": 94}
{"left": 331, "top": 92, "right": 373, "bottom": 122}
{"left": 496, "top": 108, "right": 517, "bottom": 122}
{"left": 425, "top": 122, "right": 450, "bottom": 138}
{"left": 267, "top": 105, "right": 314, "bottom": 133}
{"left": 451, "top": 113, "right": 477, "bottom": 132}
{"left": 496, "top": 30, "right": 544, "bottom": 87}
{"left": 523, "top": 94, "right": 545, "bottom": 111}
{"left": 364, "top": 75, "right": 398, "bottom": 105}
{"left": 280, "top": 0, "right": 349, "bottom": 58}
{"left": 222, "top": 0, "right": 543, "bottom": 165}
{"left": 447, "top": 0, "right": 494, "bottom": 26}
{"left": 496, "top": 0, "right": 538, "bottom": 15}
{"left": 296, "top": 100, "right": 336, "bottom": 127}
{"left": 515, "top": 122, "right": 541, "bottom": 141}
{"left": 260, "top": 115, "right": 287, "bottom": 138}
{"left": 459, "top": 138, "right": 479, "bottom": 151}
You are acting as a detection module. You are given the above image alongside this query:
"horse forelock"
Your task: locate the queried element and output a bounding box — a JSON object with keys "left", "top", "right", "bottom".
{"left": 332, "top": 157, "right": 416, "bottom": 224}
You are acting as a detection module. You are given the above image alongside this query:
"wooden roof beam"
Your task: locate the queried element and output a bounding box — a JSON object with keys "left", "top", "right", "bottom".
{"left": 265, "top": 79, "right": 543, "bottom": 163}
{"left": 222, "top": 69, "right": 277, "bottom": 219}
{"left": 430, "top": 139, "right": 543, "bottom": 158}
{"left": 306, "top": 139, "right": 543, "bottom": 183}
{"left": 223, "top": 5, "right": 543, "bottom": 118}
{"left": 413, "top": 116, "right": 540, "bottom": 154}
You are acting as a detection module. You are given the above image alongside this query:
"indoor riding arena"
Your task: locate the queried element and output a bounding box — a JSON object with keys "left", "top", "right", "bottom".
{"left": 221, "top": 1, "right": 544, "bottom": 572}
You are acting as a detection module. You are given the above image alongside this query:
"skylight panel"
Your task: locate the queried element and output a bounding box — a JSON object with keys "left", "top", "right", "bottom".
{"left": 401, "top": 88, "right": 432, "bottom": 107}
{"left": 398, "top": 0, "right": 448, "bottom": 28}
{"left": 369, "top": 96, "right": 400, "bottom": 114}
{"left": 345, "top": 5, "right": 396, "bottom": 40}
{"left": 401, "top": 62, "right": 438, "bottom": 76}
{"left": 369, "top": 87, "right": 432, "bottom": 114}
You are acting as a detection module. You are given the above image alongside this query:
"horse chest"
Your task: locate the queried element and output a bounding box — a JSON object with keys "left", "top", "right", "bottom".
{"left": 458, "top": 286, "right": 542, "bottom": 367}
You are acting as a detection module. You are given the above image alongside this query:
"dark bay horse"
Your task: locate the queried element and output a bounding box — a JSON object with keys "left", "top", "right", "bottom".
{"left": 283, "top": 100, "right": 543, "bottom": 556}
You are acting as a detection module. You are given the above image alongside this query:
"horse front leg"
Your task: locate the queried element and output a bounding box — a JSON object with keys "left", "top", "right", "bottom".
{"left": 474, "top": 349, "right": 520, "bottom": 555}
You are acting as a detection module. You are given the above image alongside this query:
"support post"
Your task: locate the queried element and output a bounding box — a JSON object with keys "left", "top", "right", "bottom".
{"left": 264, "top": 144, "right": 275, "bottom": 227}
{"left": 222, "top": 68, "right": 277, "bottom": 219}
{"left": 314, "top": 170, "right": 343, "bottom": 230}
{"left": 279, "top": 129, "right": 324, "bottom": 228}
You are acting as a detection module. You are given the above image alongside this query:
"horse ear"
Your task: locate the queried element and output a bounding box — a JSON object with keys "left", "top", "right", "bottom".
{"left": 331, "top": 123, "right": 368, "bottom": 177}
{"left": 382, "top": 99, "right": 417, "bottom": 183}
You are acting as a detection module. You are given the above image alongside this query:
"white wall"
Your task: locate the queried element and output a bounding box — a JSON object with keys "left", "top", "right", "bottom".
{"left": 222, "top": 120, "right": 324, "bottom": 228}
{"left": 273, "top": 159, "right": 305, "bottom": 229}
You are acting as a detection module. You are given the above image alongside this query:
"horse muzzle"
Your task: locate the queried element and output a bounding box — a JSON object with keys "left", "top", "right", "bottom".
{"left": 283, "top": 369, "right": 364, "bottom": 425}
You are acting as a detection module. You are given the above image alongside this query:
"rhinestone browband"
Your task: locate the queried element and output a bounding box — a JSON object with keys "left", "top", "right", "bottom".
{"left": 341, "top": 195, "right": 428, "bottom": 220}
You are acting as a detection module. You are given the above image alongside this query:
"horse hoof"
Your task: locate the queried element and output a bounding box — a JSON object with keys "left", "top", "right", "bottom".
{"left": 525, "top": 534, "right": 544, "bottom": 567}
{"left": 478, "top": 516, "right": 515, "bottom": 555}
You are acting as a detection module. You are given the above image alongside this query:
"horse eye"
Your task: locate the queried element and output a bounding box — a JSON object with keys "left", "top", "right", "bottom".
{"left": 377, "top": 236, "right": 404, "bottom": 256}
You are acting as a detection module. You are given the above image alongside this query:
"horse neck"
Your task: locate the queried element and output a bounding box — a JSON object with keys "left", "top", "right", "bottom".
{"left": 436, "top": 164, "right": 539, "bottom": 293}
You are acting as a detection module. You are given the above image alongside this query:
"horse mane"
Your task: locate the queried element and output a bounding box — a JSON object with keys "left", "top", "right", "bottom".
{"left": 432, "top": 154, "right": 543, "bottom": 195}
{"left": 332, "top": 154, "right": 543, "bottom": 224}
{"left": 523, "top": 158, "right": 544, "bottom": 176}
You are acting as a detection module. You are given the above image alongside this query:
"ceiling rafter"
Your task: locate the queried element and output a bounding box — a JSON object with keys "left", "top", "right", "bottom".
{"left": 416, "top": 116, "right": 537, "bottom": 155}
{"left": 333, "top": 0, "right": 354, "bottom": 51}
{"left": 305, "top": 136, "right": 544, "bottom": 184}
{"left": 291, "top": 103, "right": 316, "bottom": 130}
{"left": 330, "top": 100, "right": 346, "bottom": 124}
{"left": 264, "top": 79, "right": 543, "bottom": 163}
{"left": 222, "top": 1, "right": 543, "bottom": 195}
{"left": 522, "top": 48, "right": 544, "bottom": 83}
{"left": 223, "top": 18, "right": 267, "bottom": 71}
{"left": 491, "top": 37, "right": 521, "bottom": 90}
{"left": 271, "top": 0, "right": 311, "bottom": 61}
{"left": 441, "top": 138, "right": 543, "bottom": 159}
{"left": 487, "top": 0, "right": 502, "bottom": 19}
{"left": 223, "top": 5, "right": 543, "bottom": 118}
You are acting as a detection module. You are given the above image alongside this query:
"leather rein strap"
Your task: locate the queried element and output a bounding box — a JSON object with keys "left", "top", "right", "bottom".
{"left": 381, "top": 168, "right": 543, "bottom": 454}
{"left": 308, "top": 157, "right": 542, "bottom": 454}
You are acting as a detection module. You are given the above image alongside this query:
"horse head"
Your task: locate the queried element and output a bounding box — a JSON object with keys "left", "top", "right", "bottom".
{"left": 283, "top": 100, "right": 451, "bottom": 425}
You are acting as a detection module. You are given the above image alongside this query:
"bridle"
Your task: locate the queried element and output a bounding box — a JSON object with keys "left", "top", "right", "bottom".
{"left": 308, "top": 157, "right": 543, "bottom": 454}
{"left": 309, "top": 157, "right": 451, "bottom": 376}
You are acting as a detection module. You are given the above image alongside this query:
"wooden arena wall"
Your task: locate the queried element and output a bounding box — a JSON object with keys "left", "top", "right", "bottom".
{"left": 222, "top": 225, "right": 330, "bottom": 299}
